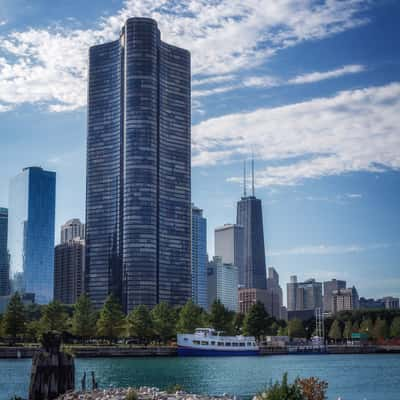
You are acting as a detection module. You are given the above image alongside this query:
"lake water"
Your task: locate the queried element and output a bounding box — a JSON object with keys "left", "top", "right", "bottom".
{"left": 1, "top": 354, "right": 399, "bottom": 400}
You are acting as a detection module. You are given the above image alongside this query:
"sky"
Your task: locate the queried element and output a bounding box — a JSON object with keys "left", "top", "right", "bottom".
{"left": 0, "top": 0, "right": 399, "bottom": 302}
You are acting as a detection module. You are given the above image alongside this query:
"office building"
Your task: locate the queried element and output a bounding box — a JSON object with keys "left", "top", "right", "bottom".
{"left": 54, "top": 238, "right": 85, "bottom": 305}
{"left": 286, "top": 276, "right": 323, "bottom": 312}
{"left": 8, "top": 167, "right": 56, "bottom": 304}
{"left": 236, "top": 160, "right": 267, "bottom": 289}
{"left": 208, "top": 256, "right": 238, "bottom": 312}
{"left": 382, "top": 296, "right": 399, "bottom": 309}
{"left": 191, "top": 205, "right": 208, "bottom": 309}
{"left": 0, "top": 208, "right": 10, "bottom": 296}
{"left": 266, "top": 267, "right": 283, "bottom": 319}
{"left": 332, "top": 287, "right": 359, "bottom": 313}
{"left": 61, "top": 219, "right": 85, "bottom": 244}
{"left": 214, "top": 224, "right": 244, "bottom": 281}
{"left": 86, "top": 18, "right": 191, "bottom": 312}
{"left": 238, "top": 287, "right": 267, "bottom": 314}
{"left": 323, "top": 279, "right": 346, "bottom": 313}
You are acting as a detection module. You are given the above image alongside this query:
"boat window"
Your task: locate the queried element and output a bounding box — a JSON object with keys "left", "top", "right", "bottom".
{"left": 201, "top": 341, "right": 209, "bottom": 345}
{"left": 225, "top": 342, "right": 231, "bottom": 347}
{"left": 217, "top": 342, "right": 224, "bottom": 346}
{"left": 247, "top": 342, "right": 252, "bottom": 346}
{"left": 239, "top": 343, "right": 245, "bottom": 347}
{"left": 232, "top": 342, "right": 238, "bottom": 347}
{"left": 184, "top": 338, "right": 188, "bottom": 341}
{"left": 211, "top": 341, "right": 215, "bottom": 345}
{"left": 193, "top": 340, "right": 200, "bottom": 345}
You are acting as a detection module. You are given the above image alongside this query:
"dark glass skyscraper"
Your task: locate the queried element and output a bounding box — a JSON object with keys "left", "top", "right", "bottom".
{"left": 86, "top": 18, "right": 191, "bottom": 313}
{"left": 8, "top": 167, "right": 56, "bottom": 303}
{"left": 0, "top": 207, "right": 10, "bottom": 296}
{"left": 236, "top": 161, "right": 267, "bottom": 289}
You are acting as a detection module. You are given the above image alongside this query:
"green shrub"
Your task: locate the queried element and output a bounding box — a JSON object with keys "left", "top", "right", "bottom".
{"left": 166, "top": 384, "right": 184, "bottom": 393}
{"left": 126, "top": 388, "right": 138, "bottom": 400}
{"left": 256, "top": 373, "right": 304, "bottom": 400}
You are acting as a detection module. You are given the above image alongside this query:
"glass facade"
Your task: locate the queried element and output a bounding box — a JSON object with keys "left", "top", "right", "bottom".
{"left": 8, "top": 167, "right": 56, "bottom": 304}
{"left": 86, "top": 18, "right": 191, "bottom": 313}
{"left": 0, "top": 207, "right": 9, "bottom": 296}
{"left": 236, "top": 196, "right": 267, "bottom": 289}
{"left": 191, "top": 205, "right": 208, "bottom": 309}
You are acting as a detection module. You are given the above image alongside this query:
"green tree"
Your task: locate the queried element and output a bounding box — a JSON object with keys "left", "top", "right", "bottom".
{"left": 176, "top": 300, "right": 204, "bottom": 333}
{"left": 287, "top": 319, "right": 306, "bottom": 338}
{"left": 208, "top": 300, "right": 234, "bottom": 334}
{"left": 352, "top": 320, "right": 360, "bottom": 333}
{"left": 343, "top": 320, "right": 353, "bottom": 340}
{"left": 373, "top": 318, "right": 389, "bottom": 340}
{"left": 360, "top": 318, "right": 374, "bottom": 339}
{"left": 390, "top": 316, "right": 400, "bottom": 338}
{"left": 243, "top": 302, "right": 269, "bottom": 339}
{"left": 71, "top": 295, "right": 97, "bottom": 339}
{"left": 3, "top": 292, "right": 26, "bottom": 343}
{"left": 127, "top": 305, "right": 154, "bottom": 343}
{"left": 256, "top": 373, "right": 303, "bottom": 400}
{"left": 233, "top": 313, "right": 245, "bottom": 334}
{"left": 96, "top": 295, "right": 126, "bottom": 342}
{"left": 151, "top": 302, "right": 176, "bottom": 343}
{"left": 277, "top": 326, "right": 288, "bottom": 336}
{"left": 328, "top": 320, "right": 342, "bottom": 342}
{"left": 40, "top": 301, "right": 68, "bottom": 332}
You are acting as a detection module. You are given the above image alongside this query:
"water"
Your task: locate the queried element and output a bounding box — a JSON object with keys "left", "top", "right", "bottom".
{"left": 1, "top": 354, "right": 399, "bottom": 400}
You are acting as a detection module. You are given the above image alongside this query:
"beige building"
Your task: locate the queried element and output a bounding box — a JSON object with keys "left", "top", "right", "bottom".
{"left": 332, "top": 287, "right": 359, "bottom": 313}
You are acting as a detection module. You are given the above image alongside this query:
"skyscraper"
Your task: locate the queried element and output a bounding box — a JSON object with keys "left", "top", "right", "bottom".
{"left": 286, "top": 276, "right": 323, "bottom": 312}
{"left": 86, "top": 18, "right": 191, "bottom": 313}
{"left": 287, "top": 275, "right": 298, "bottom": 311}
{"left": 191, "top": 205, "right": 208, "bottom": 309}
{"left": 0, "top": 208, "right": 10, "bottom": 296}
{"left": 61, "top": 219, "right": 85, "bottom": 244}
{"left": 8, "top": 167, "right": 56, "bottom": 304}
{"left": 236, "top": 160, "right": 267, "bottom": 289}
{"left": 214, "top": 224, "right": 244, "bottom": 281}
{"left": 323, "top": 279, "right": 346, "bottom": 312}
{"left": 266, "top": 266, "right": 283, "bottom": 319}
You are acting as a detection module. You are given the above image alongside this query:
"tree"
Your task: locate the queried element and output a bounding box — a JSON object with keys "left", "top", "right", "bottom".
{"left": 256, "top": 373, "right": 303, "bottom": 400}
{"left": 233, "top": 313, "right": 245, "bottom": 334}
{"left": 287, "top": 319, "right": 306, "bottom": 338}
{"left": 71, "top": 295, "right": 97, "bottom": 339}
{"left": 352, "top": 320, "right": 360, "bottom": 333}
{"left": 208, "top": 300, "right": 234, "bottom": 334}
{"left": 390, "top": 316, "right": 400, "bottom": 338}
{"left": 296, "top": 376, "right": 328, "bottom": 400}
{"left": 127, "top": 305, "right": 154, "bottom": 343}
{"left": 373, "top": 318, "right": 389, "bottom": 340}
{"left": 40, "top": 301, "right": 68, "bottom": 333}
{"left": 328, "top": 320, "right": 342, "bottom": 342}
{"left": 3, "top": 292, "right": 26, "bottom": 343}
{"left": 278, "top": 326, "right": 288, "bottom": 336}
{"left": 243, "top": 302, "right": 270, "bottom": 339}
{"left": 151, "top": 302, "right": 176, "bottom": 343}
{"left": 176, "top": 300, "right": 204, "bottom": 333}
{"left": 96, "top": 295, "right": 126, "bottom": 342}
{"left": 343, "top": 320, "right": 352, "bottom": 340}
{"left": 360, "top": 318, "right": 374, "bottom": 339}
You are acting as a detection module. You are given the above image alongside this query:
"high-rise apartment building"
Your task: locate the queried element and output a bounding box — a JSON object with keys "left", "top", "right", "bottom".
{"left": 61, "top": 219, "right": 85, "bottom": 244}
{"left": 214, "top": 224, "right": 244, "bottom": 281}
{"left": 287, "top": 275, "right": 298, "bottom": 311}
{"left": 85, "top": 18, "right": 191, "bottom": 312}
{"left": 207, "top": 256, "right": 238, "bottom": 312}
{"left": 332, "top": 287, "right": 359, "bottom": 313}
{"left": 236, "top": 160, "right": 267, "bottom": 289}
{"left": 265, "top": 267, "right": 283, "bottom": 319}
{"left": 0, "top": 208, "right": 10, "bottom": 296}
{"left": 191, "top": 205, "right": 208, "bottom": 309}
{"left": 323, "top": 279, "right": 346, "bottom": 312}
{"left": 54, "top": 239, "right": 85, "bottom": 305}
{"left": 8, "top": 167, "right": 56, "bottom": 304}
{"left": 286, "top": 276, "right": 323, "bottom": 312}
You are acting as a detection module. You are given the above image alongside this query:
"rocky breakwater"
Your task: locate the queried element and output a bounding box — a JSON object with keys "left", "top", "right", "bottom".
{"left": 56, "top": 386, "right": 236, "bottom": 400}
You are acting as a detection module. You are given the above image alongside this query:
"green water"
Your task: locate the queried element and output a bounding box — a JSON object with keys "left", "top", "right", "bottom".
{"left": 1, "top": 354, "right": 399, "bottom": 400}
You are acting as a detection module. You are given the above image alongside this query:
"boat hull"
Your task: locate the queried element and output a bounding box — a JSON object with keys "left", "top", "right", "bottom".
{"left": 178, "top": 346, "right": 259, "bottom": 357}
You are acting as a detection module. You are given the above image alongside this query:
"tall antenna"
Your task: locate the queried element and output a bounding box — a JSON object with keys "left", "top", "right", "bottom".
{"left": 243, "top": 160, "right": 247, "bottom": 197}
{"left": 251, "top": 155, "right": 255, "bottom": 197}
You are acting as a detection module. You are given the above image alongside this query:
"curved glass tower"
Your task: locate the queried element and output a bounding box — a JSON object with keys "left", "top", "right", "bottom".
{"left": 86, "top": 18, "right": 191, "bottom": 313}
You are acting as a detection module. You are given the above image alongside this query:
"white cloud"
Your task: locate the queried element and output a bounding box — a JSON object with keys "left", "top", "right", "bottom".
{"left": 288, "top": 64, "right": 365, "bottom": 84}
{"left": 0, "top": 0, "right": 370, "bottom": 111}
{"left": 192, "top": 82, "right": 400, "bottom": 185}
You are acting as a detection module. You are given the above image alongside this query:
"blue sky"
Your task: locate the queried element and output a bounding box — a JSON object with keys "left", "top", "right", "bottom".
{"left": 0, "top": 0, "right": 399, "bottom": 302}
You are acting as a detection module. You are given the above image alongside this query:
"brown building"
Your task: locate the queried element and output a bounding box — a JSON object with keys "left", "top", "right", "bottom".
{"left": 332, "top": 286, "right": 359, "bottom": 313}
{"left": 238, "top": 288, "right": 268, "bottom": 314}
{"left": 54, "top": 239, "right": 85, "bottom": 304}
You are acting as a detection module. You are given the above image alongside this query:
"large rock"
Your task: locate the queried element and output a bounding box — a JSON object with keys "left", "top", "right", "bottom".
{"left": 29, "top": 332, "right": 75, "bottom": 400}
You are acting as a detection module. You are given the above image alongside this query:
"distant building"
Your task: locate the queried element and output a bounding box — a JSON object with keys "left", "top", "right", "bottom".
{"left": 8, "top": 167, "right": 56, "bottom": 304}
{"left": 214, "top": 224, "right": 244, "bottom": 282}
{"left": 381, "top": 296, "right": 399, "bottom": 309}
{"left": 191, "top": 205, "right": 208, "bottom": 310}
{"left": 287, "top": 309, "right": 315, "bottom": 321}
{"left": 61, "top": 219, "right": 85, "bottom": 244}
{"left": 238, "top": 287, "right": 268, "bottom": 314}
{"left": 0, "top": 292, "right": 35, "bottom": 314}
{"left": 323, "top": 279, "right": 346, "bottom": 313}
{"left": 280, "top": 306, "right": 288, "bottom": 321}
{"left": 208, "top": 256, "right": 238, "bottom": 312}
{"left": 266, "top": 267, "right": 283, "bottom": 319}
{"left": 0, "top": 208, "right": 10, "bottom": 296}
{"left": 359, "top": 297, "right": 385, "bottom": 309}
{"left": 54, "top": 238, "right": 85, "bottom": 305}
{"left": 286, "top": 276, "right": 322, "bottom": 312}
{"left": 332, "top": 287, "right": 359, "bottom": 313}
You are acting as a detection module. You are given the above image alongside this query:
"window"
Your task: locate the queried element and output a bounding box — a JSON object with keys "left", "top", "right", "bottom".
{"left": 225, "top": 342, "right": 231, "bottom": 347}
{"left": 239, "top": 343, "right": 245, "bottom": 347}
{"left": 232, "top": 343, "right": 239, "bottom": 347}
{"left": 201, "top": 341, "right": 209, "bottom": 345}
{"left": 193, "top": 340, "right": 200, "bottom": 345}
{"left": 217, "top": 342, "right": 224, "bottom": 346}
{"left": 211, "top": 341, "right": 215, "bottom": 345}
{"left": 247, "top": 342, "right": 252, "bottom": 346}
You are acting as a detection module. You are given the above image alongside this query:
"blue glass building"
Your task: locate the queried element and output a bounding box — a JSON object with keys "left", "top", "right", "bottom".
{"left": 0, "top": 207, "right": 10, "bottom": 296}
{"left": 8, "top": 167, "right": 56, "bottom": 304}
{"left": 86, "top": 18, "right": 191, "bottom": 312}
{"left": 191, "top": 205, "right": 208, "bottom": 309}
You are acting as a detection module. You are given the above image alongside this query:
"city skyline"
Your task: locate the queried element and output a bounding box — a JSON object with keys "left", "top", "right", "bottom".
{"left": 0, "top": 1, "right": 400, "bottom": 300}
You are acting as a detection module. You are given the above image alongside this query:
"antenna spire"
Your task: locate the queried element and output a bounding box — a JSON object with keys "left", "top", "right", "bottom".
{"left": 243, "top": 160, "right": 247, "bottom": 197}
{"left": 251, "top": 155, "right": 255, "bottom": 197}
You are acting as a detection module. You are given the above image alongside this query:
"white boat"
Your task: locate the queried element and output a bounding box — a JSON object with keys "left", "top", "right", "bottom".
{"left": 177, "top": 328, "right": 259, "bottom": 356}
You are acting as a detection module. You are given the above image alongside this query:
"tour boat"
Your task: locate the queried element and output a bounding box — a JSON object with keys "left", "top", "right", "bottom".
{"left": 177, "top": 328, "right": 259, "bottom": 356}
